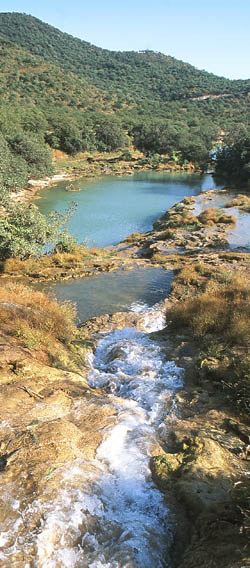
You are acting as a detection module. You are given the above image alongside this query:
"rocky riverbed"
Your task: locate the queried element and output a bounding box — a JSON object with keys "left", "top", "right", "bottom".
{"left": 0, "top": 298, "right": 249, "bottom": 567}
{"left": 0, "top": 189, "right": 249, "bottom": 567}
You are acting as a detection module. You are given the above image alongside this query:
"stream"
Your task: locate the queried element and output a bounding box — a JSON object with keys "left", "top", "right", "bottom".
{"left": 0, "top": 304, "right": 183, "bottom": 567}
{"left": 38, "top": 310, "right": 183, "bottom": 567}
{"left": 2, "top": 172, "right": 248, "bottom": 566}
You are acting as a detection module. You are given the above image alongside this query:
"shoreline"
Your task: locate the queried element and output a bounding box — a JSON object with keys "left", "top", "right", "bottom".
{"left": 3, "top": 187, "right": 250, "bottom": 283}
{"left": 10, "top": 151, "right": 198, "bottom": 203}
{"left": 1, "top": 174, "right": 249, "bottom": 567}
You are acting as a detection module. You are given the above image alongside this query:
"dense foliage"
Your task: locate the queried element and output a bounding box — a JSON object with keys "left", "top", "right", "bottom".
{"left": 0, "top": 108, "right": 76, "bottom": 260}
{"left": 214, "top": 133, "right": 250, "bottom": 186}
{"left": 1, "top": 12, "right": 249, "bottom": 104}
{"left": 0, "top": 11, "right": 249, "bottom": 200}
{"left": 0, "top": 188, "right": 77, "bottom": 260}
{"left": 0, "top": 13, "right": 248, "bottom": 171}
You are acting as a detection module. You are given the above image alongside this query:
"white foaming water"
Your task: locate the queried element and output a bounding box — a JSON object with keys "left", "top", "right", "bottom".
{"left": 129, "top": 301, "right": 149, "bottom": 312}
{"left": 81, "top": 327, "right": 183, "bottom": 567}
{"left": 1, "top": 306, "right": 183, "bottom": 567}
{"left": 139, "top": 304, "right": 167, "bottom": 332}
{"left": 130, "top": 300, "right": 167, "bottom": 332}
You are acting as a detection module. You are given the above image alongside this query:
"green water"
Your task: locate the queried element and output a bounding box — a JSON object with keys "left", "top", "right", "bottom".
{"left": 45, "top": 266, "right": 174, "bottom": 323}
{"left": 38, "top": 172, "right": 221, "bottom": 248}
{"left": 38, "top": 172, "right": 224, "bottom": 322}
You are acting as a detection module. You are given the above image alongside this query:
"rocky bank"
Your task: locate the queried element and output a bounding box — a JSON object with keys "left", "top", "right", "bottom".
{"left": 0, "top": 189, "right": 249, "bottom": 567}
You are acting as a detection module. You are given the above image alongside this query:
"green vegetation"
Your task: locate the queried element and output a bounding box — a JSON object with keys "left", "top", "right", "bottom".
{"left": 1, "top": 12, "right": 249, "bottom": 104}
{"left": 0, "top": 12, "right": 249, "bottom": 177}
{"left": 214, "top": 133, "right": 250, "bottom": 186}
{"left": 0, "top": 201, "right": 76, "bottom": 260}
{"left": 0, "top": 12, "right": 249, "bottom": 262}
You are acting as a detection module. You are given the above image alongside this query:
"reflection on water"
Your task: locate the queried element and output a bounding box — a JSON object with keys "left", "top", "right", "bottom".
{"left": 44, "top": 266, "right": 173, "bottom": 323}
{"left": 37, "top": 173, "right": 222, "bottom": 247}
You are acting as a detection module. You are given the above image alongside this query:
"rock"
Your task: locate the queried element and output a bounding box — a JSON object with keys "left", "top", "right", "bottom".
{"left": 226, "top": 419, "right": 250, "bottom": 444}
{"left": 218, "top": 213, "right": 237, "bottom": 224}
{"left": 106, "top": 345, "right": 127, "bottom": 363}
{"left": 0, "top": 344, "right": 32, "bottom": 368}
{"left": 80, "top": 311, "right": 140, "bottom": 336}
{"left": 151, "top": 453, "right": 182, "bottom": 490}
{"left": 151, "top": 436, "right": 235, "bottom": 516}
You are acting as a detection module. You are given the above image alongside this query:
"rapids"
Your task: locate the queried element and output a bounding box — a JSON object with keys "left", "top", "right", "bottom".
{"left": 0, "top": 304, "right": 183, "bottom": 567}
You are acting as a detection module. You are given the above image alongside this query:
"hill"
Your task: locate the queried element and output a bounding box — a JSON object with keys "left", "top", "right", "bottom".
{"left": 0, "top": 12, "right": 249, "bottom": 106}
{"left": 0, "top": 35, "right": 106, "bottom": 110}
{"left": 0, "top": 11, "right": 249, "bottom": 195}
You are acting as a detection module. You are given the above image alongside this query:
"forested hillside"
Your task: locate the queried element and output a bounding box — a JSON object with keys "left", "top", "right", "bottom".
{"left": 1, "top": 12, "right": 250, "bottom": 103}
{"left": 0, "top": 10, "right": 249, "bottom": 196}
{"left": 0, "top": 36, "right": 105, "bottom": 109}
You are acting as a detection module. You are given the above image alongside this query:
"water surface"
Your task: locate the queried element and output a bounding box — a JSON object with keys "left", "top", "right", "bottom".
{"left": 38, "top": 172, "right": 221, "bottom": 247}
{"left": 46, "top": 266, "right": 173, "bottom": 323}
{"left": 194, "top": 190, "right": 250, "bottom": 249}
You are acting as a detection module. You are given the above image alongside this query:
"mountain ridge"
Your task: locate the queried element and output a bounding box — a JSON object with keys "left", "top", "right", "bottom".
{"left": 0, "top": 10, "right": 249, "bottom": 190}
{"left": 1, "top": 11, "right": 249, "bottom": 106}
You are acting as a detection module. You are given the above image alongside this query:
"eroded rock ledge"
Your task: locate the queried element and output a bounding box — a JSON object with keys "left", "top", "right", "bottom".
{"left": 0, "top": 189, "right": 249, "bottom": 567}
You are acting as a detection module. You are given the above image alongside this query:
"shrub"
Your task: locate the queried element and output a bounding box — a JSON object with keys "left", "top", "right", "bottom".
{"left": 0, "top": 202, "right": 77, "bottom": 260}
{"left": 7, "top": 132, "right": 54, "bottom": 178}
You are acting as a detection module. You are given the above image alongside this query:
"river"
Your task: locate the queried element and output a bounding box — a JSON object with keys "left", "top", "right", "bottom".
{"left": 36, "top": 310, "right": 183, "bottom": 567}
{"left": 38, "top": 172, "right": 222, "bottom": 322}
{"left": 0, "top": 173, "right": 226, "bottom": 567}
{"left": 37, "top": 172, "right": 221, "bottom": 248}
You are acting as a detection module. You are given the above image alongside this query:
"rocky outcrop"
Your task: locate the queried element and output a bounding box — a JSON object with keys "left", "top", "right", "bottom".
{"left": 0, "top": 355, "right": 119, "bottom": 564}
{"left": 79, "top": 299, "right": 171, "bottom": 337}
{"left": 1, "top": 188, "right": 249, "bottom": 567}
{"left": 150, "top": 404, "right": 250, "bottom": 568}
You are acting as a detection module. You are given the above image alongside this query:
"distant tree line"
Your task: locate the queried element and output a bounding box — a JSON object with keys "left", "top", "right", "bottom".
{"left": 0, "top": 12, "right": 249, "bottom": 260}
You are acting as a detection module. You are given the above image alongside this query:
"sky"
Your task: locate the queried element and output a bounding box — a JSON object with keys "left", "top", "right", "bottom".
{"left": 1, "top": 0, "right": 249, "bottom": 80}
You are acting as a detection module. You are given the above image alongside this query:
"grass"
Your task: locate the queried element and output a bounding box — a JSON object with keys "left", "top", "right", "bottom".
{"left": 0, "top": 280, "right": 77, "bottom": 359}
{"left": 225, "top": 194, "right": 250, "bottom": 213}
{"left": 197, "top": 207, "right": 236, "bottom": 225}
{"left": 168, "top": 267, "right": 250, "bottom": 411}
{"left": 169, "top": 271, "right": 250, "bottom": 343}
{"left": 3, "top": 243, "right": 118, "bottom": 279}
{"left": 170, "top": 262, "right": 209, "bottom": 298}
{"left": 155, "top": 202, "right": 236, "bottom": 233}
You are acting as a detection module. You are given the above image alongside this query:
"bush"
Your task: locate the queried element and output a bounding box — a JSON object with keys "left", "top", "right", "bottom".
{"left": 0, "top": 281, "right": 77, "bottom": 346}
{"left": 0, "top": 133, "right": 29, "bottom": 192}
{"left": 0, "top": 202, "right": 77, "bottom": 260}
{"left": 7, "top": 132, "right": 54, "bottom": 178}
{"left": 214, "top": 133, "right": 250, "bottom": 186}
{"left": 94, "top": 117, "right": 130, "bottom": 151}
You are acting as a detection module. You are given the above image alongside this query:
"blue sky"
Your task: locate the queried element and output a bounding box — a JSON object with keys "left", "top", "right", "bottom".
{"left": 1, "top": 0, "right": 249, "bottom": 79}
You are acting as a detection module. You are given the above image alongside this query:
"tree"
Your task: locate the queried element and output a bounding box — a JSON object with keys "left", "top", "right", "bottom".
{"left": 94, "top": 117, "right": 129, "bottom": 151}
{"left": 214, "top": 134, "right": 250, "bottom": 186}
{"left": 0, "top": 201, "right": 77, "bottom": 260}
{"left": 179, "top": 140, "right": 210, "bottom": 171}
{"left": 7, "top": 132, "right": 54, "bottom": 178}
{"left": 0, "top": 133, "right": 29, "bottom": 192}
